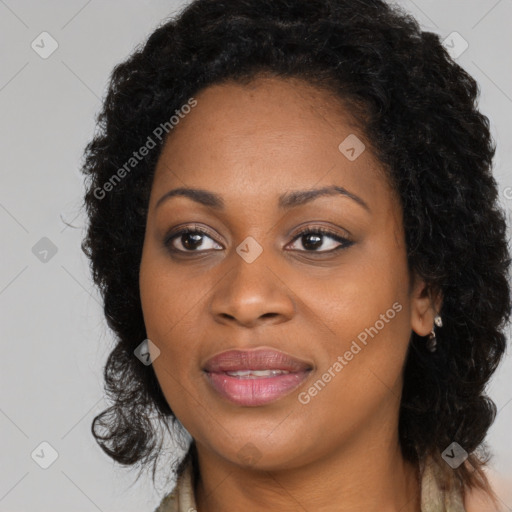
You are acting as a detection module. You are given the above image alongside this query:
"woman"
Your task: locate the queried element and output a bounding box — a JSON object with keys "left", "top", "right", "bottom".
{"left": 80, "top": 0, "right": 511, "bottom": 510}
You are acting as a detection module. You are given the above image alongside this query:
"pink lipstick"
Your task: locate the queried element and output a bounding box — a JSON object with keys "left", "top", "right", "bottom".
{"left": 203, "top": 348, "right": 312, "bottom": 406}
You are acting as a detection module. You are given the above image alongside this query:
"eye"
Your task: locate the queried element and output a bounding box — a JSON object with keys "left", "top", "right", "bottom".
{"left": 164, "top": 225, "right": 223, "bottom": 253}
{"left": 287, "top": 227, "right": 353, "bottom": 253}
{"left": 164, "top": 224, "right": 353, "bottom": 255}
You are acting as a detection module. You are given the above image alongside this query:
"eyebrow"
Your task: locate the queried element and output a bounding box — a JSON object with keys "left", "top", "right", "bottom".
{"left": 155, "top": 185, "right": 370, "bottom": 213}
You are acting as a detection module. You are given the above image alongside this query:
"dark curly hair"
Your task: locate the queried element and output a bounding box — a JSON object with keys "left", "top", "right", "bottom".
{"left": 80, "top": 0, "right": 511, "bottom": 498}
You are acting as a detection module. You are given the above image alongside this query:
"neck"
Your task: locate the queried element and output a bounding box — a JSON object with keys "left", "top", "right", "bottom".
{"left": 194, "top": 434, "right": 421, "bottom": 512}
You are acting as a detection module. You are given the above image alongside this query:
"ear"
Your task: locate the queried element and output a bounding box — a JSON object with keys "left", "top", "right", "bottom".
{"left": 410, "top": 272, "right": 443, "bottom": 337}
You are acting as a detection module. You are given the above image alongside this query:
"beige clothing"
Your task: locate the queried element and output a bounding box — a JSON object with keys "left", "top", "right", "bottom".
{"left": 154, "top": 455, "right": 466, "bottom": 512}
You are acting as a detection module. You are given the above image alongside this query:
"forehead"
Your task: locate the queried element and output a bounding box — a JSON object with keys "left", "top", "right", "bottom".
{"left": 151, "top": 76, "right": 395, "bottom": 213}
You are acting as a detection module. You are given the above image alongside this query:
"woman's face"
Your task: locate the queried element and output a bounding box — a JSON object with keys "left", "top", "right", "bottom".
{"left": 139, "top": 76, "right": 435, "bottom": 471}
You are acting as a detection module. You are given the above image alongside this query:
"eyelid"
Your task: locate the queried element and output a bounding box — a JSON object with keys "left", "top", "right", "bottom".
{"left": 289, "top": 223, "right": 352, "bottom": 240}
{"left": 165, "top": 223, "right": 216, "bottom": 240}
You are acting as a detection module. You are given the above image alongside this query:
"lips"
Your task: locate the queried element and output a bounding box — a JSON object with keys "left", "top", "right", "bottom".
{"left": 203, "top": 348, "right": 312, "bottom": 406}
{"left": 203, "top": 349, "right": 312, "bottom": 373}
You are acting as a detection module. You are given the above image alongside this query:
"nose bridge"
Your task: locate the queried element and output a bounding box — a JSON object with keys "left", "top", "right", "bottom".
{"left": 210, "top": 238, "right": 294, "bottom": 326}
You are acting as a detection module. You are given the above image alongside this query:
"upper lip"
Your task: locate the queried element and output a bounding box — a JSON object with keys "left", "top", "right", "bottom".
{"left": 203, "top": 348, "right": 312, "bottom": 373}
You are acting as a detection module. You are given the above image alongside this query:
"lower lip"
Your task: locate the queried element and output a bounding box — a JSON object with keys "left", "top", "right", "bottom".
{"left": 205, "top": 371, "right": 311, "bottom": 406}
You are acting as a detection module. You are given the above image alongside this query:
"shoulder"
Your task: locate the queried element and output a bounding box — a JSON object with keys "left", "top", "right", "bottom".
{"left": 464, "top": 471, "right": 511, "bottom": 512}
{"left": 421, "top": 454, "right": 510, "bottom": 512}
{"left": 420, "top": 454, "right": 466, "bottom": 511}
{"left": 153, "top": 457, "right": 196, "bottom": 512}
{"left": 153, "top": 489, "right": 178, "bottom": 512}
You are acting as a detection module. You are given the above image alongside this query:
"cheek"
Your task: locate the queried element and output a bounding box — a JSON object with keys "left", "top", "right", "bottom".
{"left": 139, "top": 243, "right": 206, "bottom": 343}
{"left": 301, "top": 247, "right": 412, "bottom": 401}
{"left": 299, "top": 297, "right": 410, "bottom": 438}
{"left": 138, "top": 243, "right": 225, "bottom": 366}
{"left": 306, "top": 250, "right": 409, "bottom": 345}
{"left": 139, "top": 252, "right": 204, "bottom": 411}
{"left": 140, "top": 265, "right": 206, "bottom": 419}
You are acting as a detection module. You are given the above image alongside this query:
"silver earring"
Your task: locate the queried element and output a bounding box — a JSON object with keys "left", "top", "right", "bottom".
{"left": 426, "top": 314, "right": 443, "bottom": 352}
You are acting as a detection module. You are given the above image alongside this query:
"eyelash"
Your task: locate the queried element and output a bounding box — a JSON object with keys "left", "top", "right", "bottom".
{"left": 164, "top": 225, "right": 354, "bottom": 255}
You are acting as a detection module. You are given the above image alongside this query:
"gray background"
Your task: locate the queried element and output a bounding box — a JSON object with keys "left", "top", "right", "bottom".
{"left": 1, "top": 1, "right": 511, "bottom": 511}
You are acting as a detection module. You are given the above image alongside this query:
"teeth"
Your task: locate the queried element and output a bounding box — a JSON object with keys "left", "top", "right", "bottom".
{"left": 225, "top": 369, "right": 291, "bottom": 378}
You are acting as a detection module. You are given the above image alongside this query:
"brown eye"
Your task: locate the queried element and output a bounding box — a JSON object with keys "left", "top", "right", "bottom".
{"left": 165, "top": 227, "right": 223, "bottom": 253}
{"left": 287, "top": 228, "right": 353, "bottom": 253}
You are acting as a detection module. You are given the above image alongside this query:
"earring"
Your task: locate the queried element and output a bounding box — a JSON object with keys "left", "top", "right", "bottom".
{"left": 426, "top": 314, "right": 443, "bottom": 352}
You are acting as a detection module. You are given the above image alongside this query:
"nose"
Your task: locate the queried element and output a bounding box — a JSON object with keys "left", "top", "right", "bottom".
{"left": 209, "top": 246, "right": 295, "bottom": 328}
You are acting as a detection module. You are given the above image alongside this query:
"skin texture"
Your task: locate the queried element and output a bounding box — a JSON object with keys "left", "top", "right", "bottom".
{"left": 139, "top": 76, "right": 442, "bottom": 512}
